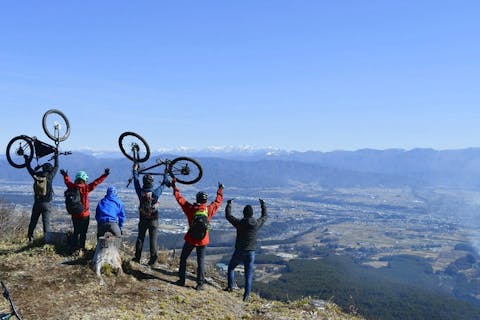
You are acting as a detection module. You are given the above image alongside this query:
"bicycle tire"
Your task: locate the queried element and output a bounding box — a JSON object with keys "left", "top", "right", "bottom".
{"left": 42, "top": 109, "right": 71, "bottom": 142}
{"left": 6, "top": 135, "right": 34, "bottom": 168}
{"left": 118, "top": 131, "right": 150, "bottom": 163}
{"left": 168, "top": 156, "right": 203, "bottom": 184}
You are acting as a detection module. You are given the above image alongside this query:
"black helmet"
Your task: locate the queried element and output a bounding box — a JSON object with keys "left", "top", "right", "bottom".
{"left": 42, "top": 163, "right": 53, "bottom": 172}
{"left": 196, "top": 191, "right": 208, "bottom": 204}
{"left": 143, "top": 174, "right": 154, "bottom": 187}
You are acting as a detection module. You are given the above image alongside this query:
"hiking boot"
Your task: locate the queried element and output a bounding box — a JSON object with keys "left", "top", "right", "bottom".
{"left": 175, "top": 279, "right": 185, "bottom": 287}
{"left": 223, "top": 287, "right": 233, "bottom": 292}
{"left": 148, "top": 255, "right": 158, "bottom": 266}
{"left": 196, "top": 284, "right": 205, "bottom": 291}
{"left": 243, "top": 296, "right": 250, "bottom": 303}
{"left": 131, "top": 257, "right": 140, "bottom": 263}
{"left": 28, "top": 236, "right": 33, "bottom": 244}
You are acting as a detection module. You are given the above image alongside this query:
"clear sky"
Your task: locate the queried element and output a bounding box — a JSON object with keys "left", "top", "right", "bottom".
{"left": 1, "top": 1, "right": 479, "bottom": 152}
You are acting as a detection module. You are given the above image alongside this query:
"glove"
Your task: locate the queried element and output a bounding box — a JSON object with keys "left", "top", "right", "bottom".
{"left": 218, "top": 182, "right": 224, "bottom": 189}
{"left": 227, "top": 199, "right": 234, "bottom": 205}
{"left": 259, "top": 198, "right": 265, "bottom": 206}
{"left": 104, "top": 168, "right": 110, "bottom": 175}
{"left": 60, "top": 169, "right": 67, "bottom": 176}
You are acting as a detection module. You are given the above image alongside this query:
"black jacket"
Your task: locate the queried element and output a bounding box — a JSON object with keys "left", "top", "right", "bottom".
{"left": 225, "top": 202, "right": 267, "bottom": 251}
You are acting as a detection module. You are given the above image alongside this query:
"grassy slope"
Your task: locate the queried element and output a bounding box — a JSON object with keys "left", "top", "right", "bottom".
{"left": 0, "top": 238, "right": 362, "bottom": 320}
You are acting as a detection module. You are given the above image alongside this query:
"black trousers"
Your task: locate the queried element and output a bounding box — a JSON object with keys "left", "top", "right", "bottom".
{"left": 135, "top": 217, "right": 158, "bottom": 261}
{"left": 178, "top": 241, "right": 206, "bottom": 285}
{"left": 71, "top": 216, "right": 90, "bottom": 249}
{"left": 28, "top": 201, "right": 51, "bottom": 239}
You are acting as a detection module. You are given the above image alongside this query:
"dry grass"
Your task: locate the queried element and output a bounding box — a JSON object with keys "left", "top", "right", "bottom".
{"left": 0, "top": 203, "right": 364, "bottom": 320}
{"left": 0, "top": 198, "right": 29, "bottom": 241}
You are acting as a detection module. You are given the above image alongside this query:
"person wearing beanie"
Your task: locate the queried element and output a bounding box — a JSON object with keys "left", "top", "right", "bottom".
{"left": 95, "top": 186, "right": 126, "bottom": 238}
{"left": 60, "top": 168, "right": 110, "bottom": 251}
{"left": 224, "top": 198, "right": 268, "bottom": 302}
{"left": 24, "top": 153, "right": 59, "bottom": 243}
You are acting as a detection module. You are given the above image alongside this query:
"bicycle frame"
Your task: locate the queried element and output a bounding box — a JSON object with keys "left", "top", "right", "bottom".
{"left": 126, "top": 160, "right": 169, "bottom": 187}
{"left": 119, "top": 131, "right": 202, "bottom": 186}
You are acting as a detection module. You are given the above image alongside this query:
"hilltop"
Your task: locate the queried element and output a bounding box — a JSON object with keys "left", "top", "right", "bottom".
{"left": 0, "top": 235, "right": 362, "bottom": 319}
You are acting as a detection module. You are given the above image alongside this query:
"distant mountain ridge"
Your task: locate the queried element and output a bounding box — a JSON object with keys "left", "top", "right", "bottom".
{"left": 2, "top": 147, "right": 480, "bottom": 189}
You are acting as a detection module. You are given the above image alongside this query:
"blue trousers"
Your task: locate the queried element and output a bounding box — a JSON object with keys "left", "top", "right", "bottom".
{"left": 227, "top": 249, "right": 255, "bottom": 300}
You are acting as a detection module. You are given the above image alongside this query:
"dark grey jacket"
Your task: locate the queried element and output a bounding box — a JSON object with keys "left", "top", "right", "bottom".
{"left": 225, "top": 202, "right": 267, "bottom": 251}
{"left": 26, "top": 156, "right": 58, "bottom": 203}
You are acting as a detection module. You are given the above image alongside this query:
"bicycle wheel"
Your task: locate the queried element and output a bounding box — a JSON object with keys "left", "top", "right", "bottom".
{"left": 118, "top": 131, "right": 150, "bottom": 162}
{"left": 169, "top": 157, "right": 203, "bottom": 184}
{"left": 42, "top": 109, "right": 70, "bottom": 142}
{"left": 6, "top": 135, "right": 34, "bottom": 168}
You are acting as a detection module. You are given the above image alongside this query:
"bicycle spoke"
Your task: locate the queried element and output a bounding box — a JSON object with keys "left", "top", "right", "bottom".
{"left": 6, "top": 136, "right": 33, "bottom": 168}
{"left": 169, "top": 157, "right": 202, "bottom": 184}
{"left": 118, "top": 131, "right": 150, "bottom": 162}
{"left": 42, "top": 109, "right": 70, "bottom": 142}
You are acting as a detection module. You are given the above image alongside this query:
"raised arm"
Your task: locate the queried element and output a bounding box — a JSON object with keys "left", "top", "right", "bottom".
{"left": 257, "top": 199, "right": 268, "bottom": 228}
{"left": 24, "top": 156, "right": 36, "bottom": 178}
{"left": 207, "top": 183, "right": 224, "bottom": 218}
{"left": 133, "top": 168, "right": 142, "bottom": 198}
{"left": 225, "top": 199, "right": 240, "bottom": 226}
{"left": 87, "top": 169, "right": 109, "bottom": 192}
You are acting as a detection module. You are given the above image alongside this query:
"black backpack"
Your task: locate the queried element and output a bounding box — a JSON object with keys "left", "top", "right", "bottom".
{"left": 139, "top": 191, "right": 159, "bottom": 219}
{"left": 188, "top": 208, "right": 209, "bottom": 240}
{"left": 64, "top": 187, "right": 84, "bottom": 215}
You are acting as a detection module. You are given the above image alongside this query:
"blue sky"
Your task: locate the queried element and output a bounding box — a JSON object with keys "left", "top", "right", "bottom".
{"left": 1, "top": 1, "right": 479, "bottom": 152}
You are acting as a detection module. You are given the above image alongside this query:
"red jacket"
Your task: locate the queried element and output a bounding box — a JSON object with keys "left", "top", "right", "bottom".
{"left": 63, "top": 172, "right": 108, "bottom": 218}
{"left": 173, "top": 186, "right": 223, "bottom": 246}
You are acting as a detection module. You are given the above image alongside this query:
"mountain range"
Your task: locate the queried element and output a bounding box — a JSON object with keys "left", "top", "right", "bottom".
{"left": 2, "top": 147, "right": 480, "bottom": 189}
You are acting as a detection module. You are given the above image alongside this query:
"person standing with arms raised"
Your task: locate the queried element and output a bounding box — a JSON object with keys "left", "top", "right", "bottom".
{"left": 60, "top": 168, "right": 110, "bottom": 252}
{"left": 224, "top": 198, "right": 267, "bottom": 302}
{"left": 172, "top": 178, "right": 224, "bottom": 290}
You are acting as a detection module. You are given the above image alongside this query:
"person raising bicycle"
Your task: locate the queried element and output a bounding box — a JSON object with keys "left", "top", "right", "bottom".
{"left": 132, "top": 164, "right": 170, "bottom": 265}
{"left": 24, "top": 154, "right": 59, "bottom": 243}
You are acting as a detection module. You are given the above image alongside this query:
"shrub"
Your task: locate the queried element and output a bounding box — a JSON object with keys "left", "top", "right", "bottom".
{"left": 0, "top": 198, "right": 29, "bottom": 241}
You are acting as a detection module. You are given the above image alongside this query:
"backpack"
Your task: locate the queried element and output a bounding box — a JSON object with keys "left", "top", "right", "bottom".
{"left": 33, "top": 175, "right": 47, "bottom": 196}
{"left": 64, "top": 187, "right": 84, "bottom": 215}
{"left": 139, "top": 191, "right": 159, "bottom": 218}
{"left": 188, "top": 208, "right": 209, "bottom": 240}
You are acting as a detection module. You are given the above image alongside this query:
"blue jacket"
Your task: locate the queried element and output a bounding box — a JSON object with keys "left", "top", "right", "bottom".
{"left": 95, "top": 186, "right": 126, "bottom": 229}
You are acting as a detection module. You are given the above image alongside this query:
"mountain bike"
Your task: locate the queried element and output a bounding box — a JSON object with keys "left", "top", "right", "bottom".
{"left": 118, "top": 131, "right": 203, "bottom": 187}
{"left": 1, "top": 282, "right": 22, "bottom": 320}
{"left": 6, "top": 109, "right": 71, "bottom": 169}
